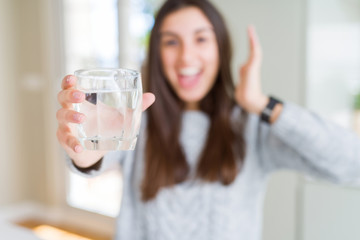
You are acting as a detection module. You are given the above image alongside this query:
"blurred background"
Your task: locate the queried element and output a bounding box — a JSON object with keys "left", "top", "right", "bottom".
{"left": 0, "top": 0, "right": 359, "bottom": 239}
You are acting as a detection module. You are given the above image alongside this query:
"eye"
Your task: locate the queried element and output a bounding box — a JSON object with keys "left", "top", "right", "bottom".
{"left": 163, "top": 39, "right": 178, "bottom": 46}
{"left": 196, "top": 36, "right": 208, "bottom": 43}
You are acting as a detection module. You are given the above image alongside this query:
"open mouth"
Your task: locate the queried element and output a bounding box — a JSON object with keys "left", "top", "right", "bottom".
{"left": 178, "top": 67, "right": 202, "bottom": 89}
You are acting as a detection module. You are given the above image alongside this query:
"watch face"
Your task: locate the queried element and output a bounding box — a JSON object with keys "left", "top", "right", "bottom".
{"left": 261, "top": 96, "right": 282, "bottom": 123}
{"left": 263, "top": 108, "right": 272, "bottom": 116}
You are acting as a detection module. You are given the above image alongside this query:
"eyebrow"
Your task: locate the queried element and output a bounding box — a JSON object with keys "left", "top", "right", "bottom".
{"left": 160, "top": 27, "right": 214, "bottom": 37}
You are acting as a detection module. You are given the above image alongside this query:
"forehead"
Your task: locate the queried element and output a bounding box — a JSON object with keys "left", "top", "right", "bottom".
{"left": 160, "top": 6, "right": 213, "bottom": 35}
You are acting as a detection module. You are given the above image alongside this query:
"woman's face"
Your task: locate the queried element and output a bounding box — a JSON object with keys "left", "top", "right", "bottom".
{"left": 160, "top": 7, "right": 219, "bottom": 110}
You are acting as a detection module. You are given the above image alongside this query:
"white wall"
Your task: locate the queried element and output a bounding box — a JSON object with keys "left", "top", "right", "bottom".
{"left": 0, "top": 0, "right": 51, "bottom": 207}
{"left": 0, "top": 0, "right": 24, "bottom": 205}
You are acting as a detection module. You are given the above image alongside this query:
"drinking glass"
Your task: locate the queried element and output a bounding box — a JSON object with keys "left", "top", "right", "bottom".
{"left": 73, "top": 68, "right": 142, "bottom": 151}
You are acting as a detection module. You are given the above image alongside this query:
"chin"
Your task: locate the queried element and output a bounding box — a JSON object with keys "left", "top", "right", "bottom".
{"left": 179, "top": 92, "right": 207, "bottom": 105}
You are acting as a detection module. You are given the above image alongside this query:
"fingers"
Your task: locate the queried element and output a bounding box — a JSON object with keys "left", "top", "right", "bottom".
{"left": 247, "top": 25, "right": 262, "bottom": 66}
{"left": 59, "top": 74, "right": 84, "bottom": 108}
{"left": 56, "top": 108, "right": 84, "bottom": 153}
{"left": 61, "top": 75, "right": 77, "bottom": 90}
{"left": 56, "top": 108, "right": 86, "bottom": 124}
{"left": 56, "top": 128, "right": 83, "bottom": 153}
{"left": 66, "top": 135, "right": 83, "bottom": 153}
{"left": 142, "top": 92, "right": 156, "bottom": 111}
{"left": 57, "top": 89, "right": 85, "bottom": 108}
{"left": 58, "top": 75, "right": 85, "bottom": 153}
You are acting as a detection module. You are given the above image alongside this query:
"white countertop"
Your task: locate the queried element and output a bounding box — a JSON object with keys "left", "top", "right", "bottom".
{"left": 0, "top": 220, "right": 40, "bottom": 240}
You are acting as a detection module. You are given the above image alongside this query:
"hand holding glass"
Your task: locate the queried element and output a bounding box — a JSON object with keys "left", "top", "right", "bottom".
{"left": 74, "top": 68, "right": 142, "bottom": 151}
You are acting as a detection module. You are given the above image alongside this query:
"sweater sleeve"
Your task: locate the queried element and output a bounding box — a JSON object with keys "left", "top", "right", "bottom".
{"left": 66, "top": 151, "right": 128, "bottom": 177}
{"left": 257, "top": 102, "right": 360, "bottom": 184}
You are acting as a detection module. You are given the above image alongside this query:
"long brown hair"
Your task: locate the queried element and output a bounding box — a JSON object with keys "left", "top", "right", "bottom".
{"left": 142, "top": 0, "right": 247, "bottom": 201}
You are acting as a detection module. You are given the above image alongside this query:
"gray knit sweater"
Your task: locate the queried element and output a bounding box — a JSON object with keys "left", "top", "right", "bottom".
{"left": 68, "top": 102, "right": 360, "bottom": 240}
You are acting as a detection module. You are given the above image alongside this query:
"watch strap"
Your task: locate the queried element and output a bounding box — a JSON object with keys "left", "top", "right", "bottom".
{"left": 260, "top": 96, "right": 282, "bottom": 123}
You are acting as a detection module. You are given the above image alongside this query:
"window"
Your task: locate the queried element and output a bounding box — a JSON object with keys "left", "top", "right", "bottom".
{"left": 306, "top": 0, "right": 360, "bottom": 129}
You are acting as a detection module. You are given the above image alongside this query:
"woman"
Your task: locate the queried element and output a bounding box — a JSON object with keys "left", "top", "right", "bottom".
{"left": 56, "top": 0, "right": 360, "bottom": 239}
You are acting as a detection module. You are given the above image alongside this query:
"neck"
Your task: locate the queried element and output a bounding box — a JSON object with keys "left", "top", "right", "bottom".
{"left": 185, "top": 102, "right": 200, "bottom": 111}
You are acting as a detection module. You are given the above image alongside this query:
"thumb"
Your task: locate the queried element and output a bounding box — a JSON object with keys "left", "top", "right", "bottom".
{"left": 142, "top": 93, "right": 155, "bottom": 111}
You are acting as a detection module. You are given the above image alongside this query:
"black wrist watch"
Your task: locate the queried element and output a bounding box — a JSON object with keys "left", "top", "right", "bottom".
{"left": 260, "top": 96, "right": 283, "bottom": 124}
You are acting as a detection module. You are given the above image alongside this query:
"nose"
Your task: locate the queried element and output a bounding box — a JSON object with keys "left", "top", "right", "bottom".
{"left": 178, "top": 41, "right": 195, "bottom": 65}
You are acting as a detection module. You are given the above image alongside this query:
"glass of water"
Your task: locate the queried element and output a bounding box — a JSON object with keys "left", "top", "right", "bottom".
{"left": 74, "top": 68, "right": 142, "bottom": 151}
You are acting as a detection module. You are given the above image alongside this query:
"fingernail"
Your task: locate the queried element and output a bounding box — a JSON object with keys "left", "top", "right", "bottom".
{"left": 73, "top": 91, "right": 82, "bottom": 100}
{"left": 74, "top": 145, "right": 83, "bottom": 153}
{"left": 66, "top": 76, "right": 73, "bottom": 84}
{"left": 73, "top": 113, "right": 84, "bottom": 122}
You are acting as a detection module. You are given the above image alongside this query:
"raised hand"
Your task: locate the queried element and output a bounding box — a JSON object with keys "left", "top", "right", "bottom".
{"left": 235, "top": 25, "right": 268, "bottom": 115}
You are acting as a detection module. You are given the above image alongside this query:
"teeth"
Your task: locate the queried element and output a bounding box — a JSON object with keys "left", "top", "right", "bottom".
{"left": 179, "top": 67, "right": 201, "bottom": 76}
